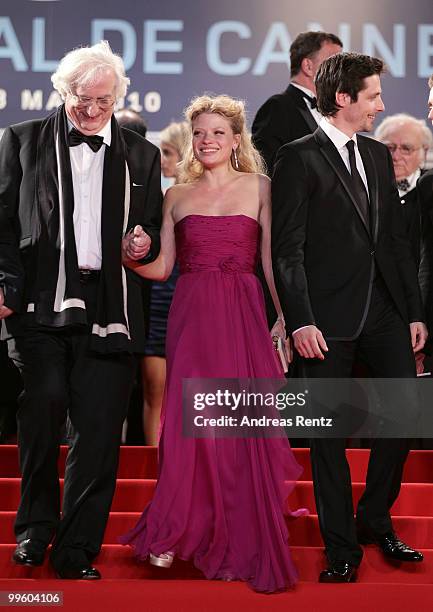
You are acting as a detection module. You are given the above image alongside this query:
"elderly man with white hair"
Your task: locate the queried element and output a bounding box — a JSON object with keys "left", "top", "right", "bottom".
{"left": 375, "top": 113, "right": 432, "bottom": 270}
{"left": 0, "top": 41, "right": 162, "bottom": 579}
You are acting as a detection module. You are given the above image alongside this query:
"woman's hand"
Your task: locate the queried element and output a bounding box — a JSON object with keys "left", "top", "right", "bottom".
{"left": 270, "top": 317, "right": 285, "bottom": 341}
{"left": 270, "top": 317, "right": 292, "bottom": 365}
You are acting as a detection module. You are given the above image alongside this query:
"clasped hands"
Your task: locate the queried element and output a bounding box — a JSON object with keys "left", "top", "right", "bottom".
{"left": 122, "top": 225, "right": 151, "bottom": 262}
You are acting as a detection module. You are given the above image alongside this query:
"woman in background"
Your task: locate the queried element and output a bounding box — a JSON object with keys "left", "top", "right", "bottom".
{"left": 141, "top": 121, "right": 189, "bottom": 444}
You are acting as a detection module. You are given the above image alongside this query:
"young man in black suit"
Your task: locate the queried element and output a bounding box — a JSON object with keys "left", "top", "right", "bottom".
{"left": 272, "top": 52, "right": 427, "bottom": 583}
{"left": 252, "top": 30, "right": 342, "bottom": 175}
{"left": 0, "top": 41, "right": 162, "bottom": 579}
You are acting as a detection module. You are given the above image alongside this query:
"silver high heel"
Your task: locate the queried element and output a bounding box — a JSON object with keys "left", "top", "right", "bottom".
{"left": 149, "top": 551, "right": 174, "bottom": 568}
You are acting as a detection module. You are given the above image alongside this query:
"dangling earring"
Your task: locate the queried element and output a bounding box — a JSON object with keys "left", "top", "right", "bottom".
{"left": 233, "top": 148, "right": 239, "bottom": 170}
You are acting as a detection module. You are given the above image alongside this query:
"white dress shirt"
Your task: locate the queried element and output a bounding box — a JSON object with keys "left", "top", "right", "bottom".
{"left": 319, "top": 117, "right": 369, "bottom": 191}
{"left": 293, "top": 118, "right": 369, "bottom": 336}
{"left": 291, "top": 82, "right": 322, "bottom": 126}
{"left": 69, "top": 120, "right": 111, "bottom": 270}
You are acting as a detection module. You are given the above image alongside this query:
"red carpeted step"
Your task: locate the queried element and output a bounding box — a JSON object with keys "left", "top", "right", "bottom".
{"left": 0, "top": 544, "right": 432, "bottom": 583}
{"left": 2, "top": 511, "right": 433, "bottom": 548}
{"left": 2, "top": 446, "right": 433, "bottom": 483}
{"left": 0, "top": 446, "right": 158, "bottom": 479}
{"left": 2, "top": 478, "right": 433, "bottom": 514}
{"left": 0, "top": 580, "right": 432, "bottom": 612}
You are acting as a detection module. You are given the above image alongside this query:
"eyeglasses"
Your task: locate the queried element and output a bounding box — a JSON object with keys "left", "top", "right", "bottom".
{"left": 384, "top": 143, "right": 422, "bottom": 156}
{"left": 71, "top": 94, "right": 115, "bottom": 110}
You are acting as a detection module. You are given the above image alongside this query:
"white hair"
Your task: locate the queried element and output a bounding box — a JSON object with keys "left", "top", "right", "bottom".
{"left": 374, "top": 113, "right": 433, "bottom": 150}
{"left": 51, "top": 40, "right": 130, "bottom": 100}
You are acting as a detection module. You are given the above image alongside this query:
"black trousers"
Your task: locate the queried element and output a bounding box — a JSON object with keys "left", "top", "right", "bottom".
{"left": 299, "top": 278, "right": 416, "bottom": 566}
{"left": 8, "top": 279, "right": 135, "bottom": 570}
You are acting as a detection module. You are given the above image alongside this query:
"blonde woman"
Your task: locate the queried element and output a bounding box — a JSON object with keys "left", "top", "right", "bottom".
{"left": 120, "top": 95, "right": 304, "bottom": 592}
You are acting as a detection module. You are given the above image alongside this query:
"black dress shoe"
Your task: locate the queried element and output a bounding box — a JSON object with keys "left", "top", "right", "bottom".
{"left": 55, "top": 565, "right": 101, "bottom": 580}
{"left": 319, "top": 561, "right": 357, "bottom": 583}
{"left": 358, "top": 529, "right": 423, "bottom": 562}
{"left": 12, "top": 539, "right": 47, "bottom": 567}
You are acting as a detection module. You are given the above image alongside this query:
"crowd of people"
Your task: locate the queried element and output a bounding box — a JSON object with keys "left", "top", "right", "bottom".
{"left": 1, "top": 30, "right": 433, "bottom": 592}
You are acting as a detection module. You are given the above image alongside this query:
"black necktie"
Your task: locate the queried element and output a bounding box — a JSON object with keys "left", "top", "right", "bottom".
{"left": 397, "top": 178, "right": 410, "bottom": 192}
{"left": 346, "top": 140, "right": 370, "bottom": 225}
{"left": 68, "top": 128, "right": 104, "bottom": 152}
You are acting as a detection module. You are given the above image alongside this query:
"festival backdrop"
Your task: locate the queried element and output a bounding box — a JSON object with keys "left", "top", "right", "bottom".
{"left": 0, "top": 0, "right": 432, "bottom": 133}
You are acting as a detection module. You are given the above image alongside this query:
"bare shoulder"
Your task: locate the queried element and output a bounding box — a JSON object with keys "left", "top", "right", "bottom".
{"left": 236, "top": 171, "right": 270, "bottom": 189}
{"left": 164, "top": 182, "right": 194, "bottom": 203}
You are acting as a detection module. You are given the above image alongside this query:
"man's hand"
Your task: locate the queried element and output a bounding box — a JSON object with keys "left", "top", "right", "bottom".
{"left": 292, "top": 325, "right": 328, "bottom": 360}
{"left": 122, "top": 225, "right": 151, "bottom": 261}
{"left": 410, "top": 321, "right": 428, "bottom": 353}
{"left": 0, "top": 287, "right": 14, "bottom": 320}
{"left": 415, "top": 351, "right": 425, "bottom": 376}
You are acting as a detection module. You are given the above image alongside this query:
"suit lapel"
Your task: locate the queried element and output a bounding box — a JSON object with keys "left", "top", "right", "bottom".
{"left": 287, "top": 85, "right": 318, "bottom": 133}
{"left": 357, "top": 137, "right": 379, "bottom": 244}
{"left": 314, "top": 127, "right": 371, "bottom": 237}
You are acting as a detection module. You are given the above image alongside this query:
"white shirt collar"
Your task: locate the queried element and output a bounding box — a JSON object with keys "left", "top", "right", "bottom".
{"left": 319, "top": 117, "right": 358, "bottom": 151}
{"left": 67, "top": 117, "right": 112, "bottom": 147}
{"left": 291, "top": 82, "right": 316, "bottom": 100}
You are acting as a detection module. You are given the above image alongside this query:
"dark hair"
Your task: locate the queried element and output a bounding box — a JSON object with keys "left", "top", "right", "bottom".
{"left": 315, "top": 52, "right": 385, "bottom": 117}
{"left": 290, "top": 31, "right": 342, "bottom": 78}
{"left": 115, "top": 109, "right": 147, "bottom": 138}
{"left": 429, "top": 74, "right": 433, "bottom": 89}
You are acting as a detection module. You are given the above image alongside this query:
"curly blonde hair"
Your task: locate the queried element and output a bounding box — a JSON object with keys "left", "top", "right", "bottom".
{"left": 178, "top": 94, "right": 265, "bottom": 183}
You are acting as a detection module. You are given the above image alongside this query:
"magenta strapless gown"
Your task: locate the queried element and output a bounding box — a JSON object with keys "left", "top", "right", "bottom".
{"left": 120, "top": 214, "right": 303, "bottom": 592}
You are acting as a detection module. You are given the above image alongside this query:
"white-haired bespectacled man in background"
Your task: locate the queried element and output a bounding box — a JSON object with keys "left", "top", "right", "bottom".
{"left": 375, "top": 113, "right": 432, "bottom": 272}
{"left": 0, "top": 41, "right": 162, "bottom": 579}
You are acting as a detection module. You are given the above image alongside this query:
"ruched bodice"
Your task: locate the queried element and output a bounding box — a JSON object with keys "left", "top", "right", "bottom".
{"left": 175, "top": 214, "right": 260, "bottom": 274}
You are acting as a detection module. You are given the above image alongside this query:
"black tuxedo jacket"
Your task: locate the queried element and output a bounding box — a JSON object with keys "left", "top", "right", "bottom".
{"left": 0, "top": 119, "right": 162, "bottom": 351}
{"left": 271, "top": 127, "right": 423, "bottom": 339}
{"left": 252, "top": 84, "right": 317, "bottom": 175}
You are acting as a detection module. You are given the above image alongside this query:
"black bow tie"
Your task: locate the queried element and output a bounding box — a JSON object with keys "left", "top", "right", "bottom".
{"left": 68, "top": 128, "right": 104, "bottom": 152}
{"left": 397, "top": 178, "right": 410, "bottom": 192}
{"left": 304, "top": 95, "right": 317, "bottom": 109}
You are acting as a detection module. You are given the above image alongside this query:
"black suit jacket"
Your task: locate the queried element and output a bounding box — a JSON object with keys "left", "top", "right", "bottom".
{"left": 0, "top": 119, "right": 162, "bottom": 351}
{"left": 400, "top": 185, "right": 422, "bottom": 271}
{"left": 252, "top": 84, "right": 317, "bottom": 175}
{"left": 418, "top": 170, "right": 433, "bottom": 342}
{"left": 271, "top": 127, "right": 423, "bottom": 339}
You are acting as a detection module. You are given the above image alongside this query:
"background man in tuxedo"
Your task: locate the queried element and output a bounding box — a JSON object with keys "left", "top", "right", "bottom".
{"left": 0, "top": 41, "right": 162, "bottom": 579}
{"left": 272, "top": 52, "right": 427, "bottom": 583}
{"left": 252, "top": 30, "right": 342, "bottom": 175}
{"left": 375, "top": 113, "right": 432, "bottom": 270}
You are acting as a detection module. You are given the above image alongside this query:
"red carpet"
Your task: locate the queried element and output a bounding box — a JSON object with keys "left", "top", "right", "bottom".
{"left": 1, "top": 446, "right": 433, "bottom": 610}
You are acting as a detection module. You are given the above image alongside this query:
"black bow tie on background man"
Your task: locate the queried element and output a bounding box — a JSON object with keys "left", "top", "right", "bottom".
{"left": 304, "top": 94, "right": 317, "bottom": 109}
{"left": 68, "top": 128, "right": 104, "bottom": 152}
{"left": 397, "top": 178, "right": 410, "bottom": 192}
